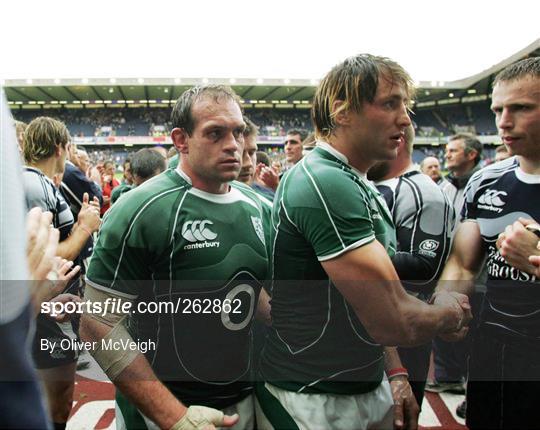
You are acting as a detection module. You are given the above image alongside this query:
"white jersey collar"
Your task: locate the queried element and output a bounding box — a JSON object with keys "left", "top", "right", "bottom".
{"left": 173, "top": 166, "right": 254, "bottom": 204}
{"left": 175, "top": 166, "right": 192, "bottom": 184}
{"left": 316, "top": 141, "right": 367, "bottom": 180}
{"left": 516, "top": 166, "right": 540, "bottom": 184}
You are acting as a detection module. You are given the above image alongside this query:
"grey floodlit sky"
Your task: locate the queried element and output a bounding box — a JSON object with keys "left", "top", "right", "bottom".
{"left": 1, "top": 0, "right": 539, "bottom": 82}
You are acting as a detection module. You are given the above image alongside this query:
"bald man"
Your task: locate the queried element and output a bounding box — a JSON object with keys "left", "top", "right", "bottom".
{"left": 420, "top": 156, "right": 443, "bottom": 184}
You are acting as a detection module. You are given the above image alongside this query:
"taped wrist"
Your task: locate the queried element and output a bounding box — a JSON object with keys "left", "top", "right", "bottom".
{"left": 83, "top": 284, "right": 138, "bottom": 381}
{"left": 171, "top": 406, "right": 224, "bottom": 430}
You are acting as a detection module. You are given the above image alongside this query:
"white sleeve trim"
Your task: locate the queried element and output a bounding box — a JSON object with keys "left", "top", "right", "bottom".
{"left": 317, "top": 235, "right": 375, "bottom": 262}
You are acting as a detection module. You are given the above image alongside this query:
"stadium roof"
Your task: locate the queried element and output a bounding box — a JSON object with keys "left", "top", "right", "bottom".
{"left": 3, "top": 77, "right": 318, "bottom": 107}
{"left": 4, "top": 39, "right": 539, "bottom": 109}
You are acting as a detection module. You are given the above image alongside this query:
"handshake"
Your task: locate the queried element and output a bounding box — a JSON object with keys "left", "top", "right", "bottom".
{"left": 430, "top": 290, "right": 473, "bottom": 342}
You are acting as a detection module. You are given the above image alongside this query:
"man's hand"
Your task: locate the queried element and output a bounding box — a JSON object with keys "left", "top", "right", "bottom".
{"left": 88, "top": 194, "right": 101, "bottom": 211}
{"left": 26, "top": 207, "right": 58, "bottom": 281}
{"left": 89, "top": 166, "right": 102, "bottom": 184}
{"left": 25, "top": 208, "right": 82, "bottom": 312}
{"left": 48, "top": 294, "right": 82, "bottom": 322}
{"left": 271, "top": 161, "right": 282, "bottom": 175}
{"left": 56, "top": 258, "right": 81, "bottom": 282}
{"left": 78, "top": 192, "right": 102, "bottom": 233}
{"left": 496, "top": 218, "right": 540, "bottom": 275}
{"left": 432, "top": 291, "right": 472, "bottom": 341}
{"left": 257, "top": 163, "right": 279, "bottom": 191}
{"left": 529, "top": 255, "right": 540, "bottom": 278}
{"left": 171, "top": 406, "right": 239, "bottom": 430}
{"left": 390, "top": 376, "right": 419, "bottom": 430}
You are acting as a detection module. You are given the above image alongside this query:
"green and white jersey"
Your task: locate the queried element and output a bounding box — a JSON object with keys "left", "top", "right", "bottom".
{"left": 260, "top": 142, "right": 396, "bottom": 395}
{"left": 87, "top": 168, "right": 268, "bottom": 409}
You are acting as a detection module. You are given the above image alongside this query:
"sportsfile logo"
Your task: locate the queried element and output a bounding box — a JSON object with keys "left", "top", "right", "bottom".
{"left": 182, "top": 220, "right": 220, "bottom": 250}
{"left": 478, "top": 189, "right": 507, "bottom": 213}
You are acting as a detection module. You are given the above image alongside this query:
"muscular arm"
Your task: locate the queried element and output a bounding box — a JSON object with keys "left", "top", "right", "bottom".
{"left": 436, "top": 221, "right": 485, "bottom": 295}
{"left": 56, "top": 226, "right": 93, "bottom": 261}
{"left": 321, "top": 240, "right": 467, "bottom": 346}
{"left": 80, "top": 313, "right": 186, "bottom": 429}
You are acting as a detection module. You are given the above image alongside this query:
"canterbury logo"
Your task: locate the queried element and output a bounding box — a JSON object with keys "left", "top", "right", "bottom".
{"left": 181, "top": 220, "right": 218, "bottom": 242}
{"left": 478, "top": 190, "right": 507, "bottom": 207}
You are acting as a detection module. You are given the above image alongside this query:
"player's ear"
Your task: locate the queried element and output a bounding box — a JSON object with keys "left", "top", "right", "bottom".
{"left": 171, "top": 128, "right": 189, "bottom": 154}
{"left": 466, "top": 149, "right": 478, "bottom": 163}
{"left": 332, "top": 100, "right": 350, "bottom": 127}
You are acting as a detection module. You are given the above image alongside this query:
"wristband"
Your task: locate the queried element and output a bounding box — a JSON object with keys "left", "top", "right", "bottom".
{"left": 387, "top": 367, "right": 409, "bottom": 380}
{"left": 77, "top": 223, "right": 93, "bottom": 237}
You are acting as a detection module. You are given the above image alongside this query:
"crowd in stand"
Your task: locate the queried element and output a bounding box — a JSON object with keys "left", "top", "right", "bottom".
{"left": 11, "top": 100, "right": 497, "bottom": 139}
{"left": 2, "top": 55, "right": 540, "bottom": 430}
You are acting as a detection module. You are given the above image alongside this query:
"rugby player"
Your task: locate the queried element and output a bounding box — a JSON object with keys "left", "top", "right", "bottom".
{"left": 369, "top": 124, "right": 455, "bottom": 407}
{"left": 22, "top": 116, "right": 101, "bottom": 429}
{"left": 434, "top": 57, "right": 540, "bottom": 429}
{"left": 283, "top": 129, "right": 306, "bottom": 168}
{"left": 111, "top": 148, "right": 166, "bottom": 204}
{"left": 257, "top": 54, "right": 471, "bottom": 430}
{"left": 81, "top": 85, "right": 269, "bottom": 430}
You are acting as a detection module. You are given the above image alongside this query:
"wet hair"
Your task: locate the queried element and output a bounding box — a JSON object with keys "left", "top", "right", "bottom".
{"left": 493, "top": 57, "right": 540, "bottom": 86}
{"left": 171, "top": 85, "right": 242, "bottom": 136}
{"left": 23, "top": 116, "right": 70, "bottom": 164}
{"left": 312, "top": 53, "right": 415, "bottom": 140}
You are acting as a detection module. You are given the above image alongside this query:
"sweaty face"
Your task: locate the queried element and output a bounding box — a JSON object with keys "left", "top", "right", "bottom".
{"left": 444, "top": 139, "right": 469, "bottom": 173}
{"left": 491, "top": 76, "right": 540, "bottom": 162}
{"left": 284, "top": 134, "right": 303, "bottom": 164}
{"left": 347, "top": 76, "right": 412, "bottom": 171}
{"left": 182, "top": 97, "right": 245, "bottom": 192}
{"left": 421, "top": 157, "right": 441, "bottom": 181}
{"left": 239, "top": 135, "right": 258, "bottom": 185}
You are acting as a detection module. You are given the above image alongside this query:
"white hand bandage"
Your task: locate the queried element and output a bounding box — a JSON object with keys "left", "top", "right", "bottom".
{"left": 171, "top": 406, "right": 225, "bottom": 430}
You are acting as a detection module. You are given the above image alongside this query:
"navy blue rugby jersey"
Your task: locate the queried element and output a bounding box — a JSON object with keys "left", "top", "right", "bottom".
{"left": 462, "top": 156, "right": 540, "bottom": 339}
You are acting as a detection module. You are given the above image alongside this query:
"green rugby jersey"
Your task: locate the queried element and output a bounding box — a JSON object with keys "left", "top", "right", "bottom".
{"left": 260, "top": 142, "right": 396, "bottom": 395}
{"left": 110, "top": 183, "right": 133, "bottom": 205}
{"left": 86, "top": 168, "right": 268, "bottom": 409}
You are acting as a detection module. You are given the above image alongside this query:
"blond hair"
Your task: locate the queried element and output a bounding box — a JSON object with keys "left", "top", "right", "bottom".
{"left": 312, "top": 54, "right": 415, "bottom": 141}
{"left": 23, "top": 117, "right": 70, "bottom": 164}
